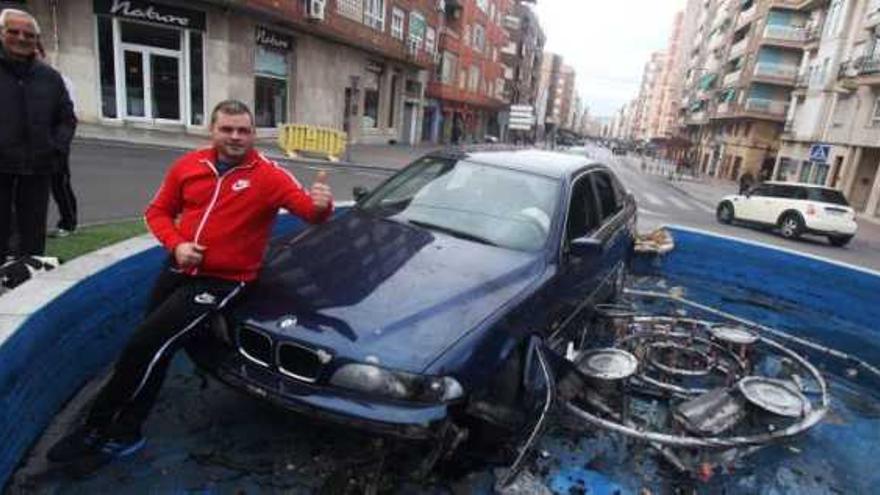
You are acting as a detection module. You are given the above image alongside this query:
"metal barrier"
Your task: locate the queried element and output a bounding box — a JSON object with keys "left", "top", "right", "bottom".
{"left": 277, "top": 124, "right": 347, "bottom": 162}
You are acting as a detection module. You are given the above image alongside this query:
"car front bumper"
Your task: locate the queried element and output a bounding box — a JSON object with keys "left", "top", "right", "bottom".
{"left": 190, "top": 345, "right": 451, "bottom": 440}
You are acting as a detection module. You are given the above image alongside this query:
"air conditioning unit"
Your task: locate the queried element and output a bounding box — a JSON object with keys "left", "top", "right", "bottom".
{"left": 306, "top": 0, "right": 325, "bottom": 21}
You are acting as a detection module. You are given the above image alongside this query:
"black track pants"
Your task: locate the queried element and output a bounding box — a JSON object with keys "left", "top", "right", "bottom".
{"left": 85, "top": 268, "right": 246, "bottom": 437}
{"left": 50, "top": 154, "right": 77, "bottom": 231}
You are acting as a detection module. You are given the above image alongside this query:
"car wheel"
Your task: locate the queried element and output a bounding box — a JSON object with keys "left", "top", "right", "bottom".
{"left": 779, "top": 213, "right": 804, "bottom": 239}
{"left": 828, "top": 235, "right": 853, "bottom": 247}
{"left": 716, "top": 202, "right": 734, "bottom": 224}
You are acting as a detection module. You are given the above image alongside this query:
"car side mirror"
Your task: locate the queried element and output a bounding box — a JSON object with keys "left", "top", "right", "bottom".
{"left": 569, "top": 236, "right": 603, "bottom": 257}
{"left": 352, "top": 186, "right": 370, "bottom": 203}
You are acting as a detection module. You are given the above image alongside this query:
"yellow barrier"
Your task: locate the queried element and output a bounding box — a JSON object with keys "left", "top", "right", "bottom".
{"left": 277, "top": 124, "right": 347, "bottom": 162}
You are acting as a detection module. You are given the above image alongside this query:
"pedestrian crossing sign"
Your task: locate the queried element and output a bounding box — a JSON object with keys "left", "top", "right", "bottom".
{"left": 809, "top": 144, "right": 830, "bottom": 163}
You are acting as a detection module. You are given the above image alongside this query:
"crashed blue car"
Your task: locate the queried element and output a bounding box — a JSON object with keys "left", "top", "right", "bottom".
{"left": 190, "top": 149, "right": 636, "bottom": 462}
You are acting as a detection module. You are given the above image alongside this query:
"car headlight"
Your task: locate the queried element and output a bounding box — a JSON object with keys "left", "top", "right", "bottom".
{"left": 329, "top": 363, "right": 464, "bottom": 403}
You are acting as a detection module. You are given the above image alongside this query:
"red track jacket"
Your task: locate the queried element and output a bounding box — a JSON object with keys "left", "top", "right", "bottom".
{"left": 145, "top": 147, "right": 333, "bottom": 282}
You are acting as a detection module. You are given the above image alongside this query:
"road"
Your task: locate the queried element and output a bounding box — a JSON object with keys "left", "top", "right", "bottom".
{"left": 59, "top": 140, "right": 392, "bottom": 227}
{"left": 62, "top": 140, "right": 880, "bottom": 272}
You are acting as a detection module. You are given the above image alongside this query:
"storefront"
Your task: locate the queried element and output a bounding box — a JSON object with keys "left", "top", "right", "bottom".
{"left": 92, "top": 0, "right": 206, "bottom": 127}
{"left": 254, "top": 26, "right": 293, "bottom": 129}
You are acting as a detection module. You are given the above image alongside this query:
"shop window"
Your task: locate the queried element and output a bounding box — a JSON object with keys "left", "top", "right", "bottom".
{"left": 363, "top": 0, "right": 385, "bottom": 31}
{"left": 254, "top": 46, "right": 289, "bottom": 128}
{"left": 362, "top": 70, "right": 380, "bottom": 129}
{"left": 391, "top": 8, "right": 405, "bottom": 40}
{"left": 97, "top": 17, "right": 116, "bottom": 119}
{"left": 388, "top": 73, "right": 398, "bottom": 128}
{"left": 121, "top": 21, "right": 180, "bottom": 50}
{"left": 189, "top": 31, "right": 204, "bottom": 126}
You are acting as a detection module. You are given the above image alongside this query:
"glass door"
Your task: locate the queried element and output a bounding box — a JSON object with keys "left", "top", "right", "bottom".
{"left": 151, "top": 54, "right": 181, "bottom": 121}
{"left": 124, "top": 50, "right": 146, "bottom": 118}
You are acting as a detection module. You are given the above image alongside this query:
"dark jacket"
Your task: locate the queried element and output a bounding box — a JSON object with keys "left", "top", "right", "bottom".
{"left": 0, "top": 46, "right": 76, "bottom": 175}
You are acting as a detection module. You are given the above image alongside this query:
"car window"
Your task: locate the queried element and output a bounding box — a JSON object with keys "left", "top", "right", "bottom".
{"left": 590, "top": 171, "right": 620, "bottom": 221}
{"left": 750, "top": 185, "right": 772, "bottom": 197}
{"left": 360, "top": 157, "right": 560, "bottom": 252}
{"left": 566, "top": 175, "right": 601, "bottom": 241}
{"left": 778, "top": 185, "right": 807, "bottom": 200}
{"left": 807, "top": 188, "right": 849, "bottom": 206}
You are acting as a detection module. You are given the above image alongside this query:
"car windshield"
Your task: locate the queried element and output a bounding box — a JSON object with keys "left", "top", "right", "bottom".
{"left": 359, "top": 157, "right": 560, "bottom": 252}
{"left": 806, "top": 188, "right": 849, "bottom": 206}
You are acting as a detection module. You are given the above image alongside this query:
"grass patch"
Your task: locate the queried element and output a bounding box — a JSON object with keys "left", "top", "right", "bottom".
{"left": 46, "top": 219, "right": 148, "bottom": 263}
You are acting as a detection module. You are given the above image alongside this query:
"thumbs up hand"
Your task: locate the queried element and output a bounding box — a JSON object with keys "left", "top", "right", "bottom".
{"left": 310, "top": 170, "right": 332, "bottom": 212}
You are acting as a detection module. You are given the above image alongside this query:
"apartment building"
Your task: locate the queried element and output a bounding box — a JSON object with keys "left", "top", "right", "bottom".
{"left": 425, "top": 0, "right": 514, "bottom": 143}
{"left": 777, "top": 0, "right": 880, "bottom": 219}
{"left": 680, "top": 0, "right": 809, "bottom": 179}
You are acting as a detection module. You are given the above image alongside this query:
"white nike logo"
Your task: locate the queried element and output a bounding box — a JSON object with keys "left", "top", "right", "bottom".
{"left": 232, "top": 179, "right": 250, "bottom": 192}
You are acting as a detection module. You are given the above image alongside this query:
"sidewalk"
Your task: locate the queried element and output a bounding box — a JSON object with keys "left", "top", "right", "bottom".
{"left": 75, "top": 122, "right": 439, "bottom": 171}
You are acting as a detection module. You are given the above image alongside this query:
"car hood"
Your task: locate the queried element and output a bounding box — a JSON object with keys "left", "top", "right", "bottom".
{"left": 234, "top": 210, "right": 547, "bottom": 372}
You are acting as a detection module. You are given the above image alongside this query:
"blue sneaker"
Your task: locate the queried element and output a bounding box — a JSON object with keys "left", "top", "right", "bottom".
{"left": 48, "top": 427, "right": 145, "bottom": 476}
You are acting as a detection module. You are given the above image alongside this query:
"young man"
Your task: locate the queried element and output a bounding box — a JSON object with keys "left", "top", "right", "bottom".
{"left": 47, "top": 100, "right": 333, "bottom": 474}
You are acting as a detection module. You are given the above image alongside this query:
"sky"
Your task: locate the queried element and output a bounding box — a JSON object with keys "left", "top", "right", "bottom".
{"left": 533, "top": 0, "right": 686, "bottom": 118}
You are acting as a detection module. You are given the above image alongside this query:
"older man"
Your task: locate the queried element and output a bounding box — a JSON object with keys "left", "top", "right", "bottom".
{"left": 0, "top": 9, "right": 75, "bottom": 262}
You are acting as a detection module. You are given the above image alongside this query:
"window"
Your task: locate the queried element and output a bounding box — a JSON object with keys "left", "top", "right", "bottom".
{"left": 388, "top": 73, "right": 398, "bottom": 128}
{"left": 468, "top": 65, "right": 480, "bottom": 92}
{"left": 189, "top": 32, "right": 204, "bottom": 126}
{"left": 567, "top": 176, "right": 601, "bottom": 240}
{"left": 255, "top": 46, "right": 289, "bottom": 128}
{"left": 872, "top": 97, "right": 880, "bottom": 126}
{"left": 591, "top": 172, "right": 620, "bottom": 221}
{"left": 472, "top": 24, "right": 486, "bottom": 53}
{"left": 338, "top": 0, "right": 363, "bottom": 21}
{"left": 391, "top": 8, "right": 405, "bottom": 40}
{"left": 496, "top": 77, "right": 505, "bottom": 98}
{"left": 363, "top": 0, "right": 385, "bottom": 31}
{"left": 441, "top": 51, "right": 458, "bottom": 84}
{"left": 362, "top": 70, "right": 380, "bottom": 129}
{"left": 97, "top": 17, "right": 116, "bottom": 118}
{"left": 476, "top": 0, "right": 489, "bottom": 12}
{"left": 409, "top": 12, "right": 426, "bottom": 50}
{"left": 459, "top": 69, "right": 467, "bottom": 89}
{"left": 425, "top": 27, "right": 436, "bottom": 54}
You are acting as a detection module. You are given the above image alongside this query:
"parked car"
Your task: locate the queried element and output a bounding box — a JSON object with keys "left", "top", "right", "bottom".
{"left": 189, "top": 149, "right": 637, "bottom": 467}
{"left": 715, "top": 181, "right": 857, "bottom": 246}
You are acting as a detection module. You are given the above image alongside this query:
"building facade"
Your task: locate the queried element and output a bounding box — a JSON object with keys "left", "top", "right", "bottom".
{"left": 12, "top": 0, "right": 443, "bottom": 144}
{"left": 425, "top": 0, "right": 513, "bottom": 144}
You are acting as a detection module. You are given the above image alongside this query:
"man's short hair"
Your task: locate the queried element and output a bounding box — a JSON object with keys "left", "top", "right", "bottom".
{"left": 210, "top": 100, "right": 253, "bottom": 126}
{"left": 0, "top": 8, "right": 41, "bottom": 35}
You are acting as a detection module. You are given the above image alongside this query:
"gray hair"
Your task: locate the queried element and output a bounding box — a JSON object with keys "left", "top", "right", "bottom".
{"left": 0, "top": 8, "right": 41, "bottom": 35}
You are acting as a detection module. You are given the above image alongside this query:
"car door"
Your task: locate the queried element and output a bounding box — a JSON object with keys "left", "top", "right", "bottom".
{"left": 545, "top": 171, "right": 604, "bottom": 350}
{"left": 736, "top": 184, "right": 772, "bottom": 222}
{"left": 588, "top": 169, "right": 632, "bottom": 300}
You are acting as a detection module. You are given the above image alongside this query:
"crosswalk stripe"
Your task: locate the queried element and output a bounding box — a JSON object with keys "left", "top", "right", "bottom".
{"left": 666, "top": 195, "right": 693, "bottom": 210}
{"left": 642, "top": 192, "right": 663, "bottom": 206}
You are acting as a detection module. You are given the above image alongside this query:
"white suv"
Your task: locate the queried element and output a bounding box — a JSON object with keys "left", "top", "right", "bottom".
{"left": 716, "top": 181, "right": 858, "bottom": 247}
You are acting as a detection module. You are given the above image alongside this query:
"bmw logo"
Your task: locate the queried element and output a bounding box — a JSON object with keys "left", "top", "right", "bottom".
{"left": 279, "top": 316, "right": 297, "bottom": 329}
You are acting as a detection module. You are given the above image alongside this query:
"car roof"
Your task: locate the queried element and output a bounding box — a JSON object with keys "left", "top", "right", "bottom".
{"left": 761, "top": 181, "right": 841, "bottom": 191}
{"left": 426, "top": 148, "right": 601, "bottom": 179}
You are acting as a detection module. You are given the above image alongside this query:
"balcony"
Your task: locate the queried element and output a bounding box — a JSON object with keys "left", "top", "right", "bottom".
{"left": 744, "top": 98, "right": 788, "bottom": 117}
{"left": 500, "top": 41, "right": 517, "bottom": 55}
{"left": 502, "top": 15, "right": 521, "bottom": 31}
{"left": 839, "top": 56, "right": 880, "bottom": 85}
{"left": 753, "top": 62, "right": 798, "bottom": 84}
{"left": 708, "top": 32, "right": 726, "bottom": 52}
{"left": 762, "top": 24, "right": 807, "bottom": 46}
{"left": 867, "top": 0, "right": 880, "bottom": 28}
{"left": 729, "top": 38, "right": 748, "bottom": 60}
{"left": 736, "top": 4, "right": 757, "bottom": 30}
{"left": 795, "top": 71, "right": 809, "bottom": 87}
{"left": 716, "top": 101, "right": 732, "bottom": 115}
{"left": 723, "top": 69, "right": 742, "bottom": 86}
